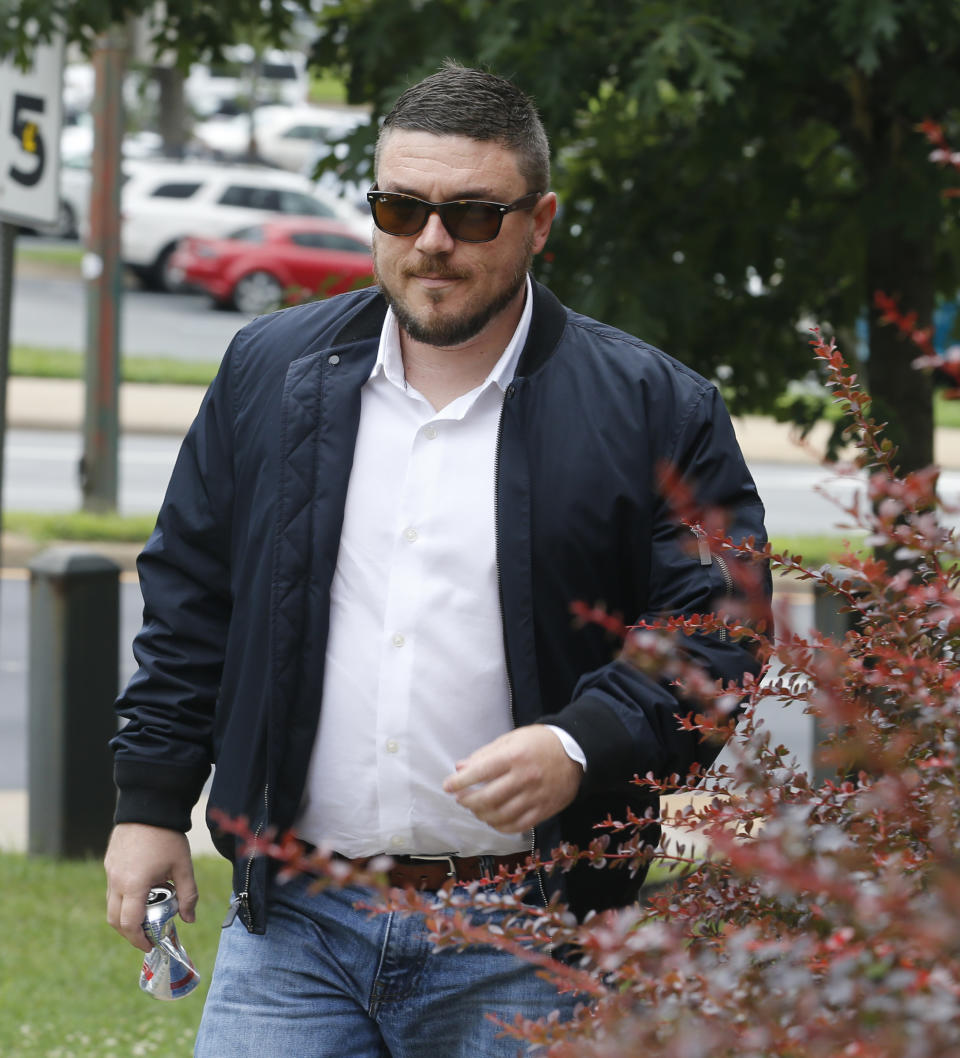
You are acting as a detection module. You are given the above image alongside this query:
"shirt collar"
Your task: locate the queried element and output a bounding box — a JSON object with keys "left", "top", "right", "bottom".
{"left": 371, "top": 274, "right": 533, "bottom": 393}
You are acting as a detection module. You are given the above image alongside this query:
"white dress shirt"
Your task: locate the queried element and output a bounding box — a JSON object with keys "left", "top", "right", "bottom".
{"left": 295, "top": 277, "right": 582, "bottom": 856}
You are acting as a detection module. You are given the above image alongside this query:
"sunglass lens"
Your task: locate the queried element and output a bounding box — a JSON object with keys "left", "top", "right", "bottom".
{"left": 441, "top": 201, "right": 500, "bottom": 242}
{"left": 373, "top": 195, "right": 427, "bottom": 235}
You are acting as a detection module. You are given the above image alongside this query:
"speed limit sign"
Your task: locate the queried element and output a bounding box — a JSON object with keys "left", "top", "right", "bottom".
{"left": 0, "top": 36, "right": 65, "bottom": 227}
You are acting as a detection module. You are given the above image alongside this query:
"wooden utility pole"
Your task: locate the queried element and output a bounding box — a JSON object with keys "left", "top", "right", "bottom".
{"left": 82, "top": 27, "right": 126, "bottom": 512}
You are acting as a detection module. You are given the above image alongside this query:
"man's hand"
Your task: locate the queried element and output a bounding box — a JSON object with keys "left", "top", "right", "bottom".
{"left": 443, "top": 725, "right": 583, "bottom": 834}
{"left": 104, "top": 823, "right": 198, "bottom": 953}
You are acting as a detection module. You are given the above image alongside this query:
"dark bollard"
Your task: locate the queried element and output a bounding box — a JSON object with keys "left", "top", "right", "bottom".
{"left": 28, "top": 547, "right": 120, "bottom": 858}
{"left": 811, "top": 572, "right": 861, "bottom": 786}
{"left": 812, "top": 577, "right": 859, "bottom": 642}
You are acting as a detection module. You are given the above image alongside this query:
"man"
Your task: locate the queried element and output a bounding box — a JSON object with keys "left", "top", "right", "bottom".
{"left": 105, "top": 63, "right": 770, "bottom": 1056}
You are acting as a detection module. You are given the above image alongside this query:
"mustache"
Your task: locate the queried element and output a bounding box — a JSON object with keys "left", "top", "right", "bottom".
{"left": 401, "top": 257, "right": 469, "bottom": 280}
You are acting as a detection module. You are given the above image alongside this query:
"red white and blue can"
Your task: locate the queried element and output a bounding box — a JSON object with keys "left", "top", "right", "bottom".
{"left": 139, "top": 884, "right": 201, "bottom": 1001}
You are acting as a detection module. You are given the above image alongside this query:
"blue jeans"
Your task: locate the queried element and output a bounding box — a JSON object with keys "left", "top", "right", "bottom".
{"left": 194, "top": 873, "right": 578, "bottom": 1057}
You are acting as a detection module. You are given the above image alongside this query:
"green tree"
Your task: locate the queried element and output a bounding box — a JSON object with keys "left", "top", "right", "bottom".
{"left": 0, "top": 0, "right": 310, "bottom": 69}
{"left": 313, "top": 0, "right": 960, "bottom": 472}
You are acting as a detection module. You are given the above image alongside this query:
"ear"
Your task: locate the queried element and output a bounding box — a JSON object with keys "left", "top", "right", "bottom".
{"left": 530, "top": 191, "right": 558, "bottom": 254}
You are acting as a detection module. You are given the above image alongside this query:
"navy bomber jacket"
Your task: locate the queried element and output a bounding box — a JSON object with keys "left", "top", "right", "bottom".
{"left": 112, "top": 280, "right": 771, "bottom": 931}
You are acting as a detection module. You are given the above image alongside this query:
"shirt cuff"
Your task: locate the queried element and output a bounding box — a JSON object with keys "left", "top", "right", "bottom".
{"left": 543, "top": 724, "right": 587, "bottom": 772}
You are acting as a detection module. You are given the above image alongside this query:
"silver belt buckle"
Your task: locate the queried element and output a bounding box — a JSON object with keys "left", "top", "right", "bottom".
{"left": 407, "top": 853, "right": 459, "bottom": 880}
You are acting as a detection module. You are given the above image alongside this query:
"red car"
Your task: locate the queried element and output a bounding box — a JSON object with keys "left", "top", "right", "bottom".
{"left": 170, "top": 216, "right": 374, "bottom": 314}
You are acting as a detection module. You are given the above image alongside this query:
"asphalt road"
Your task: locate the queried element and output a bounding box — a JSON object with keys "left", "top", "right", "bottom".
{"left": 11, "top": 269, "right": 249, "bottom": 361}
{"left": 753, "top": 462, "right": 960, "bottom": 536}
{"left": 4, "top": 428, "right": 177, "bottom": 515}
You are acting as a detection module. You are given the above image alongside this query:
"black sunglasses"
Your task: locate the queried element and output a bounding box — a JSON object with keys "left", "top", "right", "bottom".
{"left": 367, "top": 188, "right": 542, "bottom": 243}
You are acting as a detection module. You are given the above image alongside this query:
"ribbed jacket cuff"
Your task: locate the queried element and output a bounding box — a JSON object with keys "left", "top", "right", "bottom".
{"left": 539, "top": 694, "right": 643, "bottom": 796}
{"left": 113, "top": 760, "right": 203, "bottom": 832}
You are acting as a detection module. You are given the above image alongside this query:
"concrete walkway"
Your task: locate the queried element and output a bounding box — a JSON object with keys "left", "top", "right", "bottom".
{"left": 7, "top": 376, "right": 206, "bottom": 436}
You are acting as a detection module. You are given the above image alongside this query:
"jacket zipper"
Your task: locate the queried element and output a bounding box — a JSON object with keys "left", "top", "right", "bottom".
{"left": 692, "top": 528, "right": 731, "bottom": 643}
{"left": 236, "top": 783, "right": 269, "bottom": 924}
{"left": 494, "top": 393, "right": 549, "bottom": 909}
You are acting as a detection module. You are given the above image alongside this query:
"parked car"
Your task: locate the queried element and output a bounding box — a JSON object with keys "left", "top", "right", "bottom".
{"left": 169, "top": 216, "right": 374, "bottom": 314}
{"left": 192, "top": 104, "right": 369, "bottom": 173}
{"left": 120, "top": 160, "right": 371, "bottom": 290}
{"left": 60, "top": 112, "right": 163, "bottom": 163}
{"left": 184, "top": 46, "right": 309, "bottom": 118}
{"left": 26, "top": 155, "right": 92, "bottom": 239}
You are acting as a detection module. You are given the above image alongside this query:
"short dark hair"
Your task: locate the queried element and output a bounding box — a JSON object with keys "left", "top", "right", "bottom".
{"left": 376, "top": 61, "right": 550, "bottom": 192}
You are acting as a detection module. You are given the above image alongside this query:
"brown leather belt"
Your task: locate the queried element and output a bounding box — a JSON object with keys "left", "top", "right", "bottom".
{"left": 336, "top": 851, "right": 535, "bottom": 891}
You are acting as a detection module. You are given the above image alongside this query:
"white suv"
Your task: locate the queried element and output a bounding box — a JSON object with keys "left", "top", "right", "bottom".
{"left": 121, "top": 160, "right": 371, "bottom": 290}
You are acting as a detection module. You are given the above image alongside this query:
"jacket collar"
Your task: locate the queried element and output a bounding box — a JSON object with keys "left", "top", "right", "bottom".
{"left": 328, "top": 278, "right": 568, "bottom": 377}
{"left": 516, "top": 279, "right": 567, "bottom": 377}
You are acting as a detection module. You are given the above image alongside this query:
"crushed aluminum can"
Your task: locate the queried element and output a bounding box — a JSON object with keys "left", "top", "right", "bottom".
{"left": 139, "top": 884, "right": 201, "bottom": 1000}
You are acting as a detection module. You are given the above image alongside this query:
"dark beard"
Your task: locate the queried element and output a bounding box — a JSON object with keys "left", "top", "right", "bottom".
{"left": 375, "top": 244, "right": 533, "bottom": 347}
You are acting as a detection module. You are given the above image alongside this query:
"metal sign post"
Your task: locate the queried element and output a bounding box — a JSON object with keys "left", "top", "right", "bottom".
{"left": 0, "top": 220, "right": 14, "bottom": 572}
{"left": 0, "top": 36, "right": 66, "bottom": 570}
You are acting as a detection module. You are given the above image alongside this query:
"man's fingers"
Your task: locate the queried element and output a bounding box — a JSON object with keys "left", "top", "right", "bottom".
{"left": 106, "top": 872, "right": 151, "bottom": 951}
{"left": 105, "top": 888, "right": 139, "bottom": 950}
{"left": 443, "top": 751, "right": 506, "bottom": 794}
{"left": 172, "top": 863, "right": 199, "bottom": 923}
{"left": 454, "top": 768, "right": 525, "bottom": 812}
{"left": 112, "top": 887, "right": 154, "bottom": 953}
{"left": 455, "top": 785, "right": 509, "bottom": 823}
{"left": 460, "top": 790, "right": 539, "bottom": 835}
{"left": 457, "top": 774, "right": 554, "bottom": 833}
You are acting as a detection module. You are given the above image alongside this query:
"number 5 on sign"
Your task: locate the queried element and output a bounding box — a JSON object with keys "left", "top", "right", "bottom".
{"left": 0, "top": 36, "right": 64, "bottom": 227}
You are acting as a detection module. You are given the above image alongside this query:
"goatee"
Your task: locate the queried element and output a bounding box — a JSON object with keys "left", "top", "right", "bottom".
{"left": 374, "top": 245, "right": 533, "bottom": 348}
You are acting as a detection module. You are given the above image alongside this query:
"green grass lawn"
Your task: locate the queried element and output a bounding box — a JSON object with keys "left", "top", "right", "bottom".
{"left": 11, "top": 346, "right": 220, "bottom": 388}
{"left": 767, "top": 533, "right": 866, "bottom": 567}
{"left": 936, "top": 390, "right": 960, "bottom": 428}
{"left": 3, "top": 510, "right": 158, "bottom": 544}
{"left": 0, "top": 852, "right": 233, "bottom": 1058}
{"left": 14, "top": 242, "right": 84, "bottom": 272}
{"left": 308, "top": 69, "right": 349, "bottom": 105}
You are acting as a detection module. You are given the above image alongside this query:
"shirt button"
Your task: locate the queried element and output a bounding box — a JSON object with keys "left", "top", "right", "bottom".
{"left": 392, "top": 633, "right": 405, "bottom": 648}
{"left": 390, "top": 835, "right": 405, "bottom": 848}
{"left": 424, "top": 425, "right": 438, "bottom": 440}
{"left": 385, "top": 739, "right": 399, "bottom": 753}
{"left": 403, "top": 527, "right": 418, "bottom": 542}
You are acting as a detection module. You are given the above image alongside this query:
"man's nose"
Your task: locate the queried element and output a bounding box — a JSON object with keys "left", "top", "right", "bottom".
{"left": 414, "top": 211, "right": 456, "bottom": 254}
